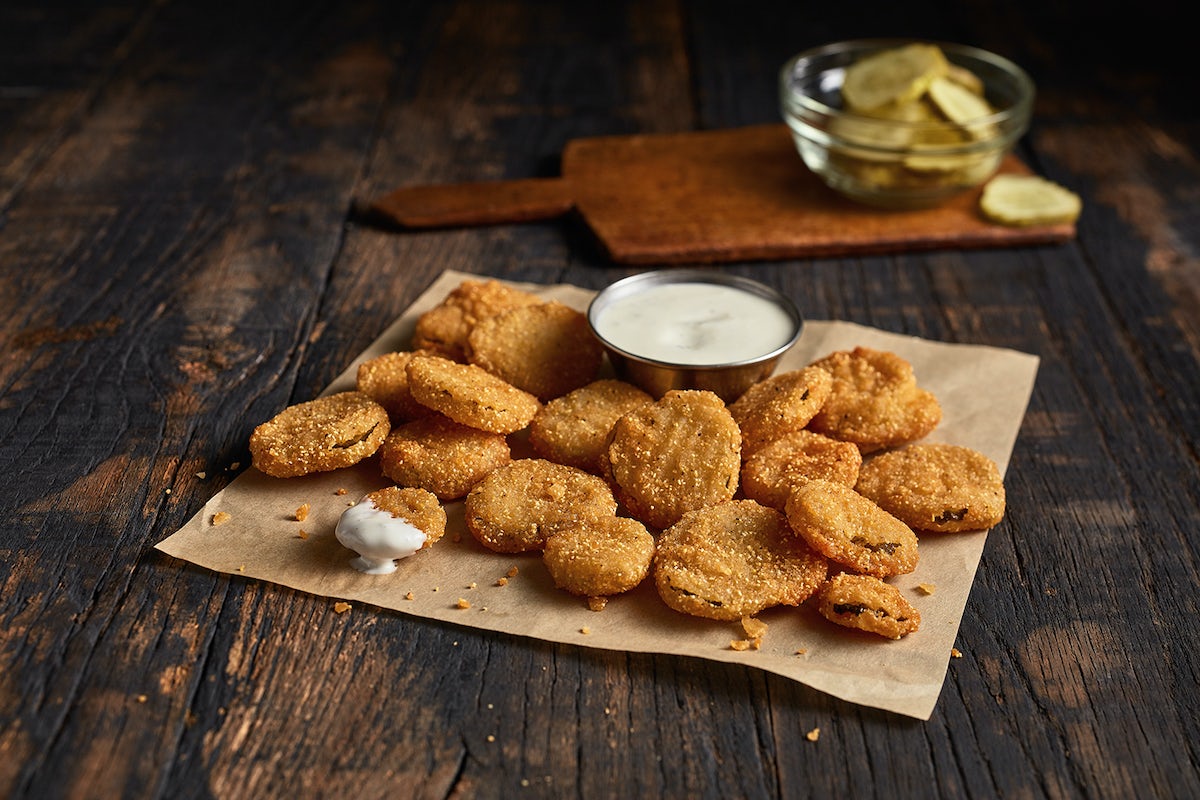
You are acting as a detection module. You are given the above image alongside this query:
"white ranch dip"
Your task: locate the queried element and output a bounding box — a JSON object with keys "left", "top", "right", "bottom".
{"left": 335, "top": 497, "right": 427, "bottom": 574}
{"left": 592, "top": 282, "right": 796, "bottom": 366}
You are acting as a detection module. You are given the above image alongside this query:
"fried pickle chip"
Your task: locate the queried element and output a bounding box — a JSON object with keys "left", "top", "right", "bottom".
{"left": 467, "top": 301, "right": 605, "bottom": 401}
{"left": 740, "top": 430, "right": 863, "bottom": 511}
{"left": 356, "top": 350, "right": 437, "bottom": 423}
{"left": 980, "top": 174, "right": 1082, "bottom": 227}
{"left": 654, "top": 500, "right": 828, "bottom": 621}
{"left": 406, "top": 353, "right": 540, "bottom": 435}
{"left": 363, "top": 486, "right": 447, "bottom": 546}
{"left": 604, "top": 390, "right": 741, "bottom": 530}
{"left": 249, "top": 391, "right": 390, "bottom": 478}
{"left": 855, "top": 443, "right": 1006, "bottom": 532}
{"left": 542, "top": 515, "right": 655, "bottom": 597}
{"left": 728, "top": 366, "right": 833, "bottom": 457}
{"left": 529, "top": 379, "right": 653, "bottom": 474}
{"left": 841, "top": 43, "right": 949, "bottom": 112}
{"left": 378, "top": 415, "right": 510, "bottom": 500}
{"left": 465, "top": 459, "right": 617, "bottom": 553}
{"left": 785, "top": 479, "right": 919, "bottom": 578}
{"left": 412, "top": 279, "right": 541, "bottom": 361}
{"left": 814, "top": 573, "right": 921, "bottom": 639}
{"left": 807, "top": 347, "right": 941, "bottom": 453}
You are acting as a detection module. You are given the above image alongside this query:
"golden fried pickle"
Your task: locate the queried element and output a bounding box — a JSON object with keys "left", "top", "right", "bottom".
{"left": 654, "top": 500, "right": 828, "bottom": 621}
{"left": 604, "top": 390, "right": 741, "bottom": 530}
{"left": 785, "top": 479, "right": 919, "bottom": 578}
{"left": 807, "top": 347, "right": 941, "bottom": 452}
{"left": 411, "top": 279, "right": 542, "bottom": 361}
{"left": 356, "top": 351, "right": 436, "bottom": 423}
{"left": 378, "top": 415, "right": 511, "bottom": 500}
{"left": 855, "top": 443, "right": 1005, "bottom": 532}
{"left": 728, "top": 366, "right": 832, "bottom": 457}
{"left": 740, "top": 430, "right": 863, "bottom": 511}
{"left": 361, "top": 485, "right": 447, "bottom": 547}
{"left": 249, "top": 391, "right": 390, "bottom": 478}
{"left": 542, "top": 515, "right": 655, "bottom": 597}
{"left": 406, "top": 353, "right": 540, "bottom": 435}
{"left": 465, "top": 459, "right": 618, "bottom": 553}
{"left": 529, "top": 379, "right": 653, "bottom": 474}
{"left": 468, "top": 301, "right": 604, "bottom": 401}
{"left": 814, "top": 573, "right": 921, "bottom": 639}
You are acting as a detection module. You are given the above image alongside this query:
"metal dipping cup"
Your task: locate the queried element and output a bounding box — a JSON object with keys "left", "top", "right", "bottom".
{"left": 587, "top": 269, "right": 804, "bottom": 404}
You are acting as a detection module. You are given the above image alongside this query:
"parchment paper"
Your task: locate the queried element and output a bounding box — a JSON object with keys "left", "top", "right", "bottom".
{"left": 156, "top": 269, "right": 1039, "bottom": 720}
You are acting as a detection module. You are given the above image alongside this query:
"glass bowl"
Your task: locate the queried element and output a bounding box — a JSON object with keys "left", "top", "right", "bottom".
{"left": 779, "top": 39, "right": 1034, "bottom": 209}
{"left": 587, "top": 269, "right": 803, "bottom": 404}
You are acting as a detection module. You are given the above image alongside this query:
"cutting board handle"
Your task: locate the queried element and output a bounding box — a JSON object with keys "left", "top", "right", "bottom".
{"left": 363, "top": 177, "right": 575, "bottom": 229}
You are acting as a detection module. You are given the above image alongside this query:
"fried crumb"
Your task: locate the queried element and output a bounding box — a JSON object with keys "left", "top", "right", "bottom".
{"left": 487, "top": 735, "right": 496, "bottom": 742}
{"left": 228, "top": 462, "right": 240, "bottom": 471}
{"left": 297, "top": 529, "right": 309, "bottom": 540}
{"left": 496, "top": 577, "right": 509, "bottom": 587}
{"left": 917, "top": 583, "right": 937, "bottom": 595}
{"left": 295, "top": 503, "right": 310, "bottom": 522}
{"left": 236, "top": 565, "right": 245, "bottom": 572}
{"left": 453, "top": 533, "right": 462, "bottom": 543}
{"left": 335, "top": 488, "right": 348, "bottom": 496}
{"left": 457, "top": 598, "right": 471, "bottom": 609}
{"left": 741, "top": 617, "right": 768, "bottom": 641}
{"left": 196, "top": 471, "right": 207, "bottom": 480}
{"left": 580, "top": 627, "right": 591, "bottom": 635}
{"left": 806, "top": 727, "right": 820, "bottom": 742}
{"left": 468, "top": 582, "right": 477, "bottom": 590}
{"left": 951, "top": 647, "right": 963, "bottom": 658}
{"left": 136, "top": 694, "right": 148, "bottom": 703}
{"left": 211, "top": 511, "right": 231, "bottom": 526}
{"left": 165, "top": 488, "right": 171, "bottom": 495}
{"left": 795, "top": 648, "right": 808, "bottom": 656}
{"left": 506, "top": 566, "right": 519, "bottom": 578}
{"left": 587, "top": 596, "right": 608, "bottom": 612}
{"left": 730, "top": 639, "right": 752, "bottom": 651}
{"left": 1045, "top": 587, "right": 1057, "bottom": 596}
{"left": 333, "top": 601, "right": 351, "bottom": 614}
{"left": 405, "top": 591, "right": 415, "bottom": 600}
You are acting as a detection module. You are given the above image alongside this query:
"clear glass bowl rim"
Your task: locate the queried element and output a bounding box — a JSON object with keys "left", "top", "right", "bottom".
{"left": 779, "top": 38, "right": 1035, "bottom": 132}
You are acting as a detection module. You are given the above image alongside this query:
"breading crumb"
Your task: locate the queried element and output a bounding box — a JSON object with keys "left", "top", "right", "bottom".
{"left": 806, "top": 727, "right": 820, "bottom": 742}
{"left": 951, "top": 647, "right": 963, "bottom": 658}
{"left": 295, "top": 503, "right": 310, "bottom": 522}
{"left": 333, "top": 601, "right": 351, "bottom": 614}
{"left": 795, "top": 648, "right": 808, "bottom": 656}
{"left": 335, "top": 488, "right": 348, "bottom": 496}
{"left": 506, "top": 566, "right": 519, "bottom": 578}
{"left": 587, "top": 596, "right": 608, "bottom": 612}
{"left": 487, "top": 735, "right": 496, "bottom": 742}
{"left": 404, "top": 591, "right": 415, "bottom": 600}
{"left": 297, "top": 529, "right": 309, "bottom": 540}
{"left": 730, "top": 639, "right": 752, "bottom": 651}
{"left": 741, "top": 617, "right": 768, "bottom": 640}
{"left": 457, "top": 598, "right": 471, "bottom": 609}
{"left": 468, "top": 582, "right": 477, "bottom": 590}
{"left": 196, "top": 471, "right": 207, "bottom": 480}
{"left": 917, "top": 583, "right": 937, "bottom": 595}
{"left": 228, "top": 462, "right": 240, "bottom": 471}
{"left": 136, "top": 694, "right": 148, "bottom": 703}
{"left": 211, "top": 512, "right": 231, "bottom": 526}
{"left": 580, "top": 627, "right": 590, "bottom": 635}
{"left": 496, "top": 577, "right": 509, "bottom": 587}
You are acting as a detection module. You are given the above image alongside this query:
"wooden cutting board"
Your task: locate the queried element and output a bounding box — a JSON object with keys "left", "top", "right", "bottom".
{"left": 365, "top": 124, "right": 1074, "bottom": 264}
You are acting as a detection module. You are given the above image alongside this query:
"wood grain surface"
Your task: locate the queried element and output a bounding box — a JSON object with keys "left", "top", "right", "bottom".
{"left": 366, "top": 126, "right": 1074, "bottom": 263}
{"left": 2, "top": 0, "right": 1197, "bottom": 798}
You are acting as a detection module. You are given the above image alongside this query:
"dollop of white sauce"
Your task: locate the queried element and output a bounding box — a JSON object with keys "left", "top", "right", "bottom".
{"left": 593, "top": 282, "right": 796, "bottom": 366}
{"left": 335, "top": 496, "right": 427, "bottom": 574}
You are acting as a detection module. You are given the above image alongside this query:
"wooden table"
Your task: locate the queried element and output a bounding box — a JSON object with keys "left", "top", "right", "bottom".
{"left": 3, "top": 1, "right": 1197, "bottom": 797}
